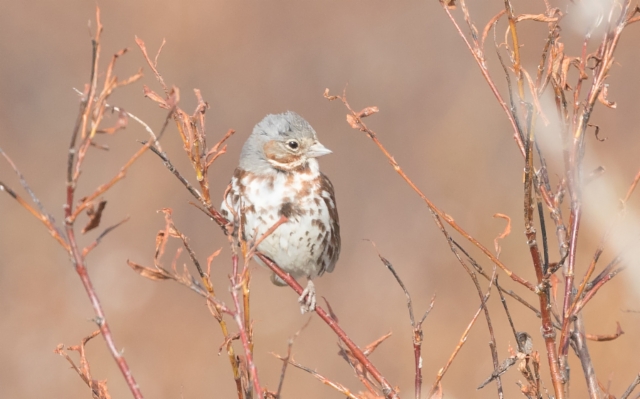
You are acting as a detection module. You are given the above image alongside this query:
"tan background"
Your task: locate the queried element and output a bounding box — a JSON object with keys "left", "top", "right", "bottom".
{"left": 1, "top": 1, "right": 639, "bottom": 398}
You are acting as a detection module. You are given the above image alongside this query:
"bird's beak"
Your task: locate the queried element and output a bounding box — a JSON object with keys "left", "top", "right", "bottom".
{"left": 307, "top": 141, "right": 332, "bottom": 158}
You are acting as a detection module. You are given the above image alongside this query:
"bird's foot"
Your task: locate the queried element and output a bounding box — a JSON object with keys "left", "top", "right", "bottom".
{"left": 298, "top": 280, "right": 316, "bottom": 314}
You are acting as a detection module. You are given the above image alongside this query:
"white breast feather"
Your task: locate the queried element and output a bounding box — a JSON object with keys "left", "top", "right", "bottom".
{"left": 221, "top": 160, "right": 334, "bottom": 280}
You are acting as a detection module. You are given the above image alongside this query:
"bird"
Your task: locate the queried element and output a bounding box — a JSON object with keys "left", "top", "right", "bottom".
{"left": 220, "top": 111, "right": 340, "bottom": 313}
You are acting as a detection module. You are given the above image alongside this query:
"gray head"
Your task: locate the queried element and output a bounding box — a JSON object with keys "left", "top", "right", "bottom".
{"left": 239, "top": 111, "right": 332, "bottom": 174}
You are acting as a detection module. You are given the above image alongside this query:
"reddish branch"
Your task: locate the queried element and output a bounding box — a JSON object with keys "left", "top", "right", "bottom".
{"left": 136, "top": 34, "right": 401, "bottom": 398}
{"left": 257, "top": 252, "right": 398, "bottom": 398}
{"left": 0, "top": 8, "right": 150, "bottom": 398}
{"left": 428, "top": 267, "right": 497, "bottom": 398}
{"left": 369, "top": 241, "right": 435, "bottom": 399}
{"left": 326, "top": 89, "right": 534, "bottom": 292}
{"left": 54, "top": 330, "right": 112, "bottom": 399}
{"left": 271, "top": 353, "right": 360, "bottom": 399}
{"left": 524, "top": 110, "right": 564, "bottom": 397}
{"left": 439, "top": 2, "right": 640, "bottom": 399}
{"left": 59, "top": 9, "right": 147, "bottom": 399}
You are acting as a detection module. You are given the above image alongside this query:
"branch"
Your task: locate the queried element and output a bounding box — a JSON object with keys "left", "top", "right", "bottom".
{"left": 325, "top": 88, "right": 534, "bottom": 292}
{"left": 141, "top": 94, "right": 400, "bottom": 396}
{"left": 369, "top": 241, "right": 435, "bottom": 399}
{"left": 257, "top": 252, "right": 398, "bottom": 398}
{"left": 60, "top": 8, "right": 146, "bottom": 398}
{"left": 427, "top": 267, "right": 497, "bottom": 398}
{"left": 621, "top": 373, "right": 640, "bottom": 399}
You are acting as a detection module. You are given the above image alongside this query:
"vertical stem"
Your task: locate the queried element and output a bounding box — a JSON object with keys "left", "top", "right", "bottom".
{"left": 572, "top": 315, "right": 602, "bottom": 399}
{"left": 231, "top": 254, "right": 261, "bottom": 399}
{"left": 504, "top": 0, "right": 526, "bottom": 101}
{"left": 61, "top": 10, "right": 143, "bottom": 397}
{"left": 66, "top": 226, "right": 144, "bottom": 399}
{"left": 413, "top": 329, "right": 422, "bottom": 399}
{"left": 524, "top": 121, "right": 565, "bottom": 399}
{"left": 242, "top": 269, "right": 253, "bottom": 353}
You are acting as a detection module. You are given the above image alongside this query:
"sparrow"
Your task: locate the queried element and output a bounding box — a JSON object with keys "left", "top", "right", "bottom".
{"left": 221, "top": 111, "right": 340, "bottom": 313}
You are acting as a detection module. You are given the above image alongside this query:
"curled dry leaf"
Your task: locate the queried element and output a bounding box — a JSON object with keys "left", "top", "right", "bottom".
{"left": 323, "top": 88, "right": 339, "bottom": 101}
{"left": 357, "top": 106, "right": 379, "bottom": 118}
{"left": 82, "top": 200, "right": 107, "bottom": 234}
{"left": 598, "top": 84, "right": 617, "bottom": 109}
{"left": 590, "top": 124, "right": 607, "bottom": 142}
{"left": 492, "top": 213, "right": 512, "bottom": 258}
{"left": 559, "top": 55, "right": 580, "bottom": 90}
{"left": 346, "top": 114, "right": 360, "bottom": 129}
{"left": 127, "top": 260, "right": 171, "bottom": 280}
{"left": 481, "top": 10, "right": 506, "bottom": 50}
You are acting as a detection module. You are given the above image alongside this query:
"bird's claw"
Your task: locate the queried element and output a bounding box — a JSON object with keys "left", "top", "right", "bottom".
{"left": 298, "top": 280, "right": 316, "bottom": 314}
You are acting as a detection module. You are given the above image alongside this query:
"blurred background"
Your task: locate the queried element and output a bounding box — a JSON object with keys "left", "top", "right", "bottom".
{"left": 1, "top": 1, "right": 639, "bottom": 398}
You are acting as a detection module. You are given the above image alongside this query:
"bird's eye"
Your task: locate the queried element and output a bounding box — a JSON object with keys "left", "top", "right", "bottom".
{"left": 287, "top": 140, "right": 299, "bottom": 150}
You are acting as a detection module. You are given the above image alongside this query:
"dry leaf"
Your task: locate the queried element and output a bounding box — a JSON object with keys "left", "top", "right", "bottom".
{"left": 493, "top": 213, "right": 512, "bottom": 258}
{"left": 357, "top": 106, "right": 379, "bottom": 118}
{"left": 598, "top": 84, "right": 617, "bottom": 109}
{"left": 127, "top": 260, "right": 171, "bottom": 280}
{"left": 82, "top": 200, "right": 107, "bottom": 234}
{"left": 323, "top": 88, "right": 338, "bottom": 101}
{"left": 346, "top": 114, "right": 360, "bottom": 129}
{"left": 143, "top": 85, "right": 168, "bottom": 108}
{"left": 590, "top": 123, "right": 606, "bottom": 142}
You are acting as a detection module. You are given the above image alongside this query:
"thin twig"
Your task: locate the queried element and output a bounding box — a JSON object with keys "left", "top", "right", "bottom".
{"left": 427, "top": 267, "right": 498, "bottom": 398}
{"left": 82, "top": 216, "right": 130, "bottom": 257}
{"left": 369, "top": 241, "right": 434, "bottom": 399}
{"left": 143, "top": 103, "right": 399, "bottom": 397}
{"left": 257, "top": 251, "right": 398, "bottom": 398}
{"left": 274, "top": 317, "right": 312, "bottom": 398}
{"left": 230, "top": 253, "right": 263, "bottom": 398}
{"left": 326, "top": 89, "right": 534, "bottom": 292}
{"left": 621, "top": 373, "right": 640, "bottom": 399}
{"left": 273, "top": 355, "right": 360, "bottom": 399}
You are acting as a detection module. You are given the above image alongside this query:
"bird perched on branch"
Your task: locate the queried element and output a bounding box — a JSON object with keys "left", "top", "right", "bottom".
{"left": 221, "top": 111, "right": 340, "bottom": 313}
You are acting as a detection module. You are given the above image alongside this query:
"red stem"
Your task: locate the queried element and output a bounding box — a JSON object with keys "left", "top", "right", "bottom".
{"left": 65, "top": 223, "right": 143, "bottom": 399}
{"left": 413, "top": 329, "right": 423, "bottom": 399}
{"left": 256, "top": 252, "right": 399, "bottom": 399}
